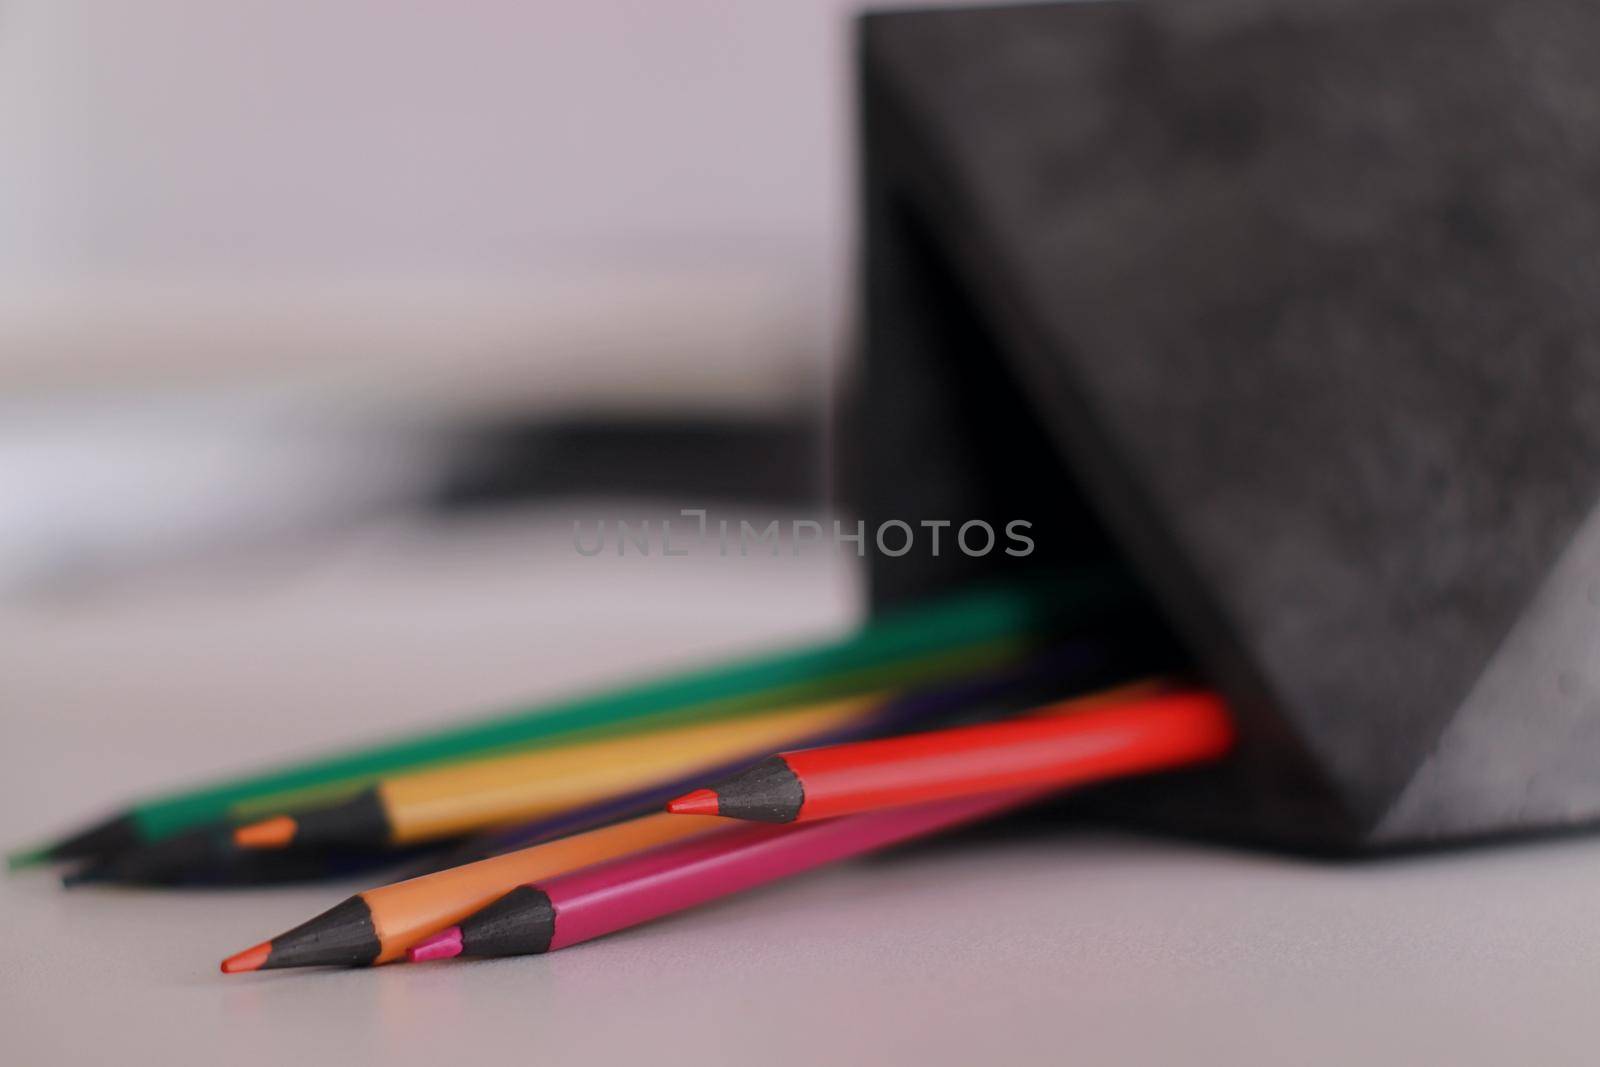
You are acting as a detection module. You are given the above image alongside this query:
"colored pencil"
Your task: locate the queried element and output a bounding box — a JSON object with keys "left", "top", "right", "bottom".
{"left": 69, "top": 691, "right": 897, "bottom": 888}
{"left": 406, "top": 789, "right": 1046, "bottom": 962}
{"left": 69, "top": 644, "right": 1138, "bottom": 886}
{"left": 219, "top": 811, "right": 725, "bottom": 972}
{"left": 59, "top": 827, "right": 428, "bottom": 888}
{"left": 666, "top": 690, "right": 1234, "bottom": 823}
{"left": 18, "top": 579, "right": 1122, "bottom": 866}
{"left": 227, "top": 694, "right": 882, "bottom": 853}
{"left": 426, "top": 640, "right": 1146, "bottom": 868}
{"left": 59, "top": 825, "right": 426, "bottom": 888}
{"left": 69, "top": 697, "right": 893, "bottom": 888}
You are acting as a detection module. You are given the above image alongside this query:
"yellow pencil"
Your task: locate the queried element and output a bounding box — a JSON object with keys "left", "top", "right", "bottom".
{"left": 230, "top": 693, "right": 883, "bottom": 851}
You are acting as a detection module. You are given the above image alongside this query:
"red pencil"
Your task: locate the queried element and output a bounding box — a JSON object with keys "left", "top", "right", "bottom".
{"left": 666, "top": 689, "right": 1234, "bottom": 823}
{"left": 406, "top": 788, "right": 1045, "bottom": 962}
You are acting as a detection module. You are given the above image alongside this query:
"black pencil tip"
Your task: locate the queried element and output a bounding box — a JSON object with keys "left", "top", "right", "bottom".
{"left": 57, "top": 826, "right": 236, "bottom": 886}
{"left": 28, "top": 813, "right": 143, "bottom": 865}
{"left": 253, "top": 789, "right": 389, "bottom": 853}
{"left": 691, "top": 756, "right": 804, "bottom": 823}
{"left": 457, "top": 886, "right": 557, "bottom": 958}
{"left": 247, "top": 895, "right": 381, "bottom": 969}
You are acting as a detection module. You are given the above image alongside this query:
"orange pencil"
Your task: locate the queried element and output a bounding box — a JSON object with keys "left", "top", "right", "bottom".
{"left": 220, "top": 812, "right": 722, "bottom": 972}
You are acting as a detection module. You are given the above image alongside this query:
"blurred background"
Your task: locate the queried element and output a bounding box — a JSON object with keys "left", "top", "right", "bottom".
{"left": 0, "top": 0, "right": 1012, "bottom": 839}
{"left": 0, "top": 0, "right": 1006, "bottom": 599}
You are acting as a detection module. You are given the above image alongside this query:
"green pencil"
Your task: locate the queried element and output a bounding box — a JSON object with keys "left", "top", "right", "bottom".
{"left": 12, "top": 574, "right": 1131, "bottom": 867}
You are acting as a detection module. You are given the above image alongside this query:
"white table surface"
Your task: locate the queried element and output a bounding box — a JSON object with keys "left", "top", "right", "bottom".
{"left": 3, "top": 506, "right": 1598, "bottom": 1066}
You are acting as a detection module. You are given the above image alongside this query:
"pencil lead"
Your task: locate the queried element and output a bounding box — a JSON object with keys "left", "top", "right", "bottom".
{"left": 220, "top": 895, "right": 382, "bottom": 972}
{"left": 673, "top": 757, "right": 804, "bottom": 823}
{"left": 7, "top": 844, "right": 50, "bottom": 870}
{"left": 221, "top": 941, "right": 273, "bottom": 974}
{"left": 665, "top": 789, "right": 721, "bottom": 816}
{"left": 406, "top": 927, "right": 464, "bottom": 963}
{"left": 233, "top": 815, "right": 297, "bottom": 851}
{"left": 230, "top": 791, "right": 389, "bottom": 852}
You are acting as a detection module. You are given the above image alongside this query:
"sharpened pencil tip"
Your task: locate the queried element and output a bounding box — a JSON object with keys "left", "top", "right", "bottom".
{"left": 221, "top": 941, "right": 273, "bottom": 974}
{"left": 7, "top": 844, "right": 50, "bottom": 870}
{"left": 18, "top": 813, "right": 142, "bottom": 866}
{"left": 406, "top": 927, "right": 464, "bottom": 963}
{"left": 8, "top": 844, "right": 50, "bottom": 870}
{"left": 233, "top": 816, "right": 297, "bottom": 851}
{"left": 666, "top": 789, "right": 720, "bottom": 816}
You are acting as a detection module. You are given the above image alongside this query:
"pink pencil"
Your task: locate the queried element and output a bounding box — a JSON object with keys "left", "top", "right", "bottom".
{"left": 407, "top": 787, "right": 1046, "bottom": 961}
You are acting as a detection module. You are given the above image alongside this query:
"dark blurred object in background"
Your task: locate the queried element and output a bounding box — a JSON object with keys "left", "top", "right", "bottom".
{"left": 849, "top": 0, "right": 1600, "bottom": 854}
{"left": 433, "top": 415, "right": 821, "bottom": 512}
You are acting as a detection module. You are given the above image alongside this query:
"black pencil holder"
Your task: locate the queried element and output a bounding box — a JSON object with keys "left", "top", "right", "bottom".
{"left": 847, "top": 0, "right": 1600, "bottom": 853}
